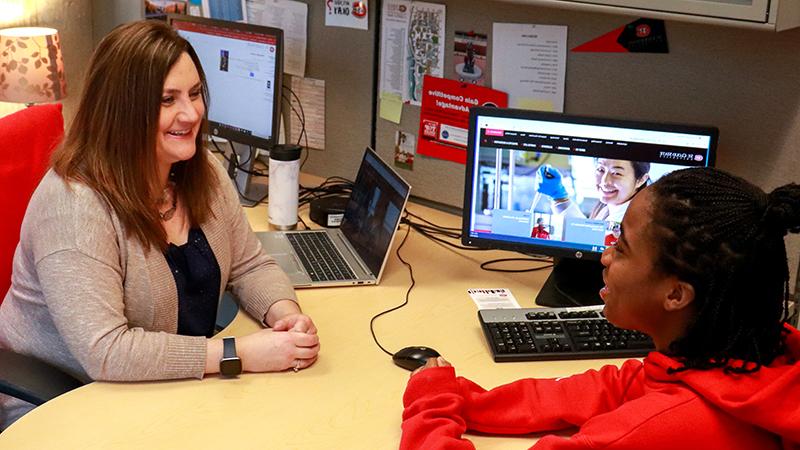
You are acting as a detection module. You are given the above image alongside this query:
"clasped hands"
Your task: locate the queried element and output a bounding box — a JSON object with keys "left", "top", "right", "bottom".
{"left": 238, "top": 301, "right": 320, "bottom": 373}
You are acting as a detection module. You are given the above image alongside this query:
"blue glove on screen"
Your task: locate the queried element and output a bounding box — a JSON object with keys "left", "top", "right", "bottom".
{"left": 536, "top": 165, "right": 568, "bottom": 200}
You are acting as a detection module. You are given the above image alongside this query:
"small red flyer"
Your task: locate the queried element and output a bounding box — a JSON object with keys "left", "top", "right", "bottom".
{"left": 417, "top": 75, "right": 508, "bottom": 164}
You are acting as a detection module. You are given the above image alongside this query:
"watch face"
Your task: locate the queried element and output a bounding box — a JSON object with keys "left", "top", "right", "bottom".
{"left": 220, "top": 357, "right": 242, "bottom": 376}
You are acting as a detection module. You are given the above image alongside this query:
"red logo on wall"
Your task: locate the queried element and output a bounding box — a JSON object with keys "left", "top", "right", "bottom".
{"left": 422, "top": 120, "right": 439, "bottom": 138}
{"left": 636, "top": 24, "right": 651, "bottom": 38}
{"left": 352, "top": 1, "right": 367, "bottom": 17}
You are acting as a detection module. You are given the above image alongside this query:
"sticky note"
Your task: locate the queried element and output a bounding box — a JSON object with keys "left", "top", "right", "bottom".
{"left": 515, "top": 98, "right": 555, "bottom": 112}
{"left": 379, "top": 92, "right": 403, "bottom": 124}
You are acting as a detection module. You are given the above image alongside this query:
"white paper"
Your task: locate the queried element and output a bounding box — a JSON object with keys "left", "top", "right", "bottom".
{"left": 246, "top": 0, "right": 308, "bottom": 77}
{"left": 288, "top": 76, "right": 325, "bottom": 150}
{"left": 467, "top": 288, "right": 521, "bottom": 310}
{"left": 402, "top": 2, "right": 446, "bottom": 105}
{"left": 492, "top": 23, "right": 568, "bottom": 112}
{"left": 325, "top": 0, "right": 369, "bottom": 30}
{"left": 378, "top": 0, "right": 411, "bottom": 99}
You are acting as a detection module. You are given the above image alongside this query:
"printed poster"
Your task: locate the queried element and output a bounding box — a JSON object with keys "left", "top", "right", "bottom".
{"left": 417, "top": 75, "right": 507, "bottom": 164}
{"left": 378, "top": 1, "right": 445, "bottom": 105}
{"left": 325, "top": 0, "right": 369, "bottom": 30}
{"left": 573, "top": 18, "right": 668, "bottom": 53}
{"left": 288, "top": 76, "right": 325, "bottom": 150}
{"left": 452, "top": 31, "right": 487, "bottom": 86}
{"left": 246, "top": 0, "right": 308, "bottom": 77}
{"left": 394, "top": 130, "right": 416, "bottom": 170}
{"left": 492, "top": 23, "right": 567, "bottom": 112}
{"left": 378, "top": 0, "right": 411, "bottom": 99}
{"left": 403, "top": 2, "right": 446, "bottom": 105}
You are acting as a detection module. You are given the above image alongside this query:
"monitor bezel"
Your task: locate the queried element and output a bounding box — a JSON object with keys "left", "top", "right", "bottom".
{"left": 461, "top": 107, "right": 719, "bottom": 261}
{"left": 168, "top": 13, "right": 284, "bottom": 150}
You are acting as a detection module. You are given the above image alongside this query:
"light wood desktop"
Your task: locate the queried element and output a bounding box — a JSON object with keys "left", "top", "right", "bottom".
{"left": 0, "top": 182, "right": 626, "bottom": 449}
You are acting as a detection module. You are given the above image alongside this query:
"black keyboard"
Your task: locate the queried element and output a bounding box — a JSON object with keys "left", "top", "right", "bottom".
{"left": 286, "top": 232, "right": 356, "bottom": 282}
{"left": 479, "top": 306, "right": 655, "bottom": 362}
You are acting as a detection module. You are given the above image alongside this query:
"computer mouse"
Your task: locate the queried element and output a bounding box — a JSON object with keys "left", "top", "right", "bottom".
{"left": 392, "top": 346, "right": 440, "bottom": 371}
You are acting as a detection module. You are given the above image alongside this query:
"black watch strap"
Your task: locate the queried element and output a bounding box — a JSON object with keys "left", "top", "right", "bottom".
{"left": 223, "top": 336, "right": 237, "bottom": 359}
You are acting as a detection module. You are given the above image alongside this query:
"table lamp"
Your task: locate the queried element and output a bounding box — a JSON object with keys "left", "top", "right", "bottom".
{"left": 0, "top": 27, "right": 66, "bottom": 106}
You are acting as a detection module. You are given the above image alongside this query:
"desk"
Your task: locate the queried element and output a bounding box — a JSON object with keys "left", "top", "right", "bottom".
{"left": 1, "top": 188, "right": 625, "bottom": 449}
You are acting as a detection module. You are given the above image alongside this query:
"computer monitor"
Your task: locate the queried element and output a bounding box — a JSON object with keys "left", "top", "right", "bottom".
{"left": 462, "top": 107, "right": 718, "bottom": 307}
{"left": 169, "top": 14, "right": 283, "bottom": 205}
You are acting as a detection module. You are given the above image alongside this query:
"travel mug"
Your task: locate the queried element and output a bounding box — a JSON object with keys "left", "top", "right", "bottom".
{"left": 268, "top": 144, "right": 302, "bottom": 230}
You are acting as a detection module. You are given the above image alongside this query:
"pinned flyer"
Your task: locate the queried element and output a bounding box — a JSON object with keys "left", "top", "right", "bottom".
{"left": 572, "top": 18, "right": 668, "bottom": 53}
{"left": 467, "top": 288, "right": 521, "bottom": 310}
{"left": 325, "top": 0, "right": 369, "bottom": 30}
{"left": 417, "top": 75, "right": 507, "bottom": 164}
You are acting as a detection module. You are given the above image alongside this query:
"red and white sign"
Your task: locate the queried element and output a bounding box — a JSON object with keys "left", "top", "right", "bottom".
{"left": 417, "top": 75, "right": 508, "bottom": 164}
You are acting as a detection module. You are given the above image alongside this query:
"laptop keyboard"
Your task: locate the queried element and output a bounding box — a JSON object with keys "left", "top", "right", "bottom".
{"left": 287, "top": 232, "right": 357, "bottom": 282}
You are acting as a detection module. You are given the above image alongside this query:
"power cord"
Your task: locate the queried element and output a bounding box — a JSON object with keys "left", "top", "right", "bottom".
{"left": 299, "top": 176, "right": 353, "bottom": 208}
{"left": 209, "top": 137, "right": 269, "bottom": 207}
{"left": 210, "top": 138, "right": 269, "bottom": 178}
{"left": 282, "top": 85, "right": 310, "bottom": 170}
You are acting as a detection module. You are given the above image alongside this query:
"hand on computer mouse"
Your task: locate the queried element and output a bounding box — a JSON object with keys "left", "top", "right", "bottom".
{"left": 411, "top": 356, "right": 451, "bottom": 377}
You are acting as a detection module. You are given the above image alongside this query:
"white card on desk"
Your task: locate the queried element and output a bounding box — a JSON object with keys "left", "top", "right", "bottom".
{"left": 467, "top": 288, "right": 521, "bottom": 310}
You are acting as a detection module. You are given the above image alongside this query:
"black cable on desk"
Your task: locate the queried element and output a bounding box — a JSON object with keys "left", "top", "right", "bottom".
{"left": 368, "top": 211, "right": 554, "bottom": 357}
{"left": 369, "top": 216, "right": 414, "bottom": 357}
{"left": 479, "top": 258, "right": 553, "bottom": 273}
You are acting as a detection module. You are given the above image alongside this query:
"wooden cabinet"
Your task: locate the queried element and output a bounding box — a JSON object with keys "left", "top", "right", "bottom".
{"left": 498, "top": 0, "right": 800, "bottom": 31}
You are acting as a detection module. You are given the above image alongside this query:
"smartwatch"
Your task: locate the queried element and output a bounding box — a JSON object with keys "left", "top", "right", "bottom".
{"left": 219, "top": 336, "right": 242, "bottom": 377}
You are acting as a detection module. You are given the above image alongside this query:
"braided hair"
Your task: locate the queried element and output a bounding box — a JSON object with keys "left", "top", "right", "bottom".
{"left": 648, "top": 168, "right": 800, "bottom": 373}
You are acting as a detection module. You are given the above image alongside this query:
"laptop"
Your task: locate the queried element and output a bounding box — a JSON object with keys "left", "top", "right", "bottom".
{"left": 258, "top": 148, "right": 411, "bottom": 287}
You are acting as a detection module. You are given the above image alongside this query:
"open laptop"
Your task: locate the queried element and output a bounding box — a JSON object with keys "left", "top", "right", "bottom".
{"left": 258, "top": 148, "right": 411, "bottom": 287}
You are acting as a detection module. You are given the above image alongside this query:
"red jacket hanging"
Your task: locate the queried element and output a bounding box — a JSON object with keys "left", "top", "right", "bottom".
{"left": 401, "top": 324, "right": 800, "bottom": 449}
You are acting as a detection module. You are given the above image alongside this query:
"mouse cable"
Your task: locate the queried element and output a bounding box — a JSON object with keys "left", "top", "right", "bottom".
{"left": 369, "top": 216, "right": 415, "bottom": 357}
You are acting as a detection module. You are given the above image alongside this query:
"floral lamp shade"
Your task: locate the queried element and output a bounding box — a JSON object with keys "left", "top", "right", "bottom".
{"left": 0, "top": 27, "right": 67, "bottom": 104}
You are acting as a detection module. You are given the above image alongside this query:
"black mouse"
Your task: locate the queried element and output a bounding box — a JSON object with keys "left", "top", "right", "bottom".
{"left": 392, "top": 346, "right": 440, "bottom": 371}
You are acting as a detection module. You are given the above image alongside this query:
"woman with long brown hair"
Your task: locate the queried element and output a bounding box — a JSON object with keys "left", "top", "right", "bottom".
{"left": 0, "top": 20, "right": 319, "bottom": 427}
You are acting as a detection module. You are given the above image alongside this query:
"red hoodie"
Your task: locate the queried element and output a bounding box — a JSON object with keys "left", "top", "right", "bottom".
{"left": 401, "top": 324, "right": 800, "bottom": 449}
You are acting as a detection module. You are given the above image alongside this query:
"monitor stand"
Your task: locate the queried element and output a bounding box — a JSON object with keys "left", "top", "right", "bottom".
{"left": 535, "top": 257, "right": 605, "bottom": 308}
{"left": 229, "top": 141, "right": 268, "bottom": 207}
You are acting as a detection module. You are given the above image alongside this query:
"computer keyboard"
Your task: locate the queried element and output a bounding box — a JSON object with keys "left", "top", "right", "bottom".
{"left": 479, "top": 306, "right": 655, "bottom": 362}
{"left": 286, "top": 232, "right": 356, "bottom": 282}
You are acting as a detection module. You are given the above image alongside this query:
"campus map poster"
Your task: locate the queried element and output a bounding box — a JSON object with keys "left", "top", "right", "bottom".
{"left": 378, "top": 1, "right": 446, "bottom": 108}
{"left": 417, "top": 75, "right": 507, "bottom": 164}
{"left": 402, "top": 2, "right": 446, "bottom": 105}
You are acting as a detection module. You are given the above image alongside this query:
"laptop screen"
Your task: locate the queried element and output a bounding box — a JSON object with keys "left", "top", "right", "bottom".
{"left": 340, "top": 149, "right": 411, "bottom": 276}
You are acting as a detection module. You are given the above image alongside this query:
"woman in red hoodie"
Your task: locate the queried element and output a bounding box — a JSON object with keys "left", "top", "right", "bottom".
{"left": 401, "top": 168, "right": 800, "bottom": 450}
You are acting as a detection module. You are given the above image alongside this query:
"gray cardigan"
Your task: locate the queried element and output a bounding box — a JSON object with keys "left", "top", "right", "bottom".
{"left": 0, "top": 155, "right": 296, "bottom": 384}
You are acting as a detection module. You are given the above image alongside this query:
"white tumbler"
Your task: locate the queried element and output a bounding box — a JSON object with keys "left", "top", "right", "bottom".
{"left": 268, "top": 144, "right": 302, "bottom": 230}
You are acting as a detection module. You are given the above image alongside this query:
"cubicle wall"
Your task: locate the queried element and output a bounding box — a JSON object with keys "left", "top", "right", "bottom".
{"left": 367, "top": 0, "right": 800, "bottom": 284}
{"left": 72, "top": 0, "right": 800, "bottom": 286}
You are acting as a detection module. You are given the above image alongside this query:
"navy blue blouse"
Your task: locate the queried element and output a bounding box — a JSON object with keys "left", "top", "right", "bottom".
{"left": 164, "top": 228, "right": 221, "bottom": 337}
